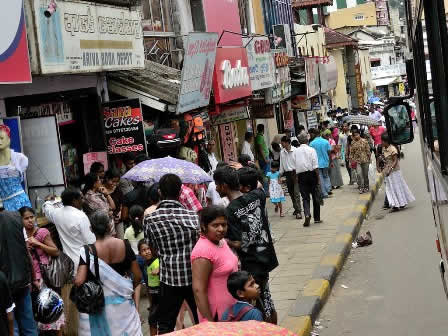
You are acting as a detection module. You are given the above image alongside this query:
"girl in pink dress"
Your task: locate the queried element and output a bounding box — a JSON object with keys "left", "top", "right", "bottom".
{"left": 191, "top": 206, "right": 239, "bottom": 322}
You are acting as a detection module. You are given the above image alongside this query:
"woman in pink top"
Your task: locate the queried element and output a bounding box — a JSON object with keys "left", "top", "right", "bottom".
{"left": 191, "top": 206, "right": 239, "bottom": 322}
{"left": 369, "top": 125, "right": 386, "bottom": 146}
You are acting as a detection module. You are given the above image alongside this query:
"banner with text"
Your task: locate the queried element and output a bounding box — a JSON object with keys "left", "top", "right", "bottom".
{"left": 33, "top": 0, "right": 144, "bottom": 74}
{"left": 243, "top": 36, "right": 275, "bottom": 91}
{"left": 103, "top": 98, "right": 147, "bottom": 155}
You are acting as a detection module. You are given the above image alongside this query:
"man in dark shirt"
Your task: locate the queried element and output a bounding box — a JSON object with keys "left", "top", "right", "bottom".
{"left": 214, "top": 167, "right": 279, "bottom": 324}
{"left": 144, "top": 174, "right": 200, "bottom": 334}
{"left": 0, "top": 271, "right": 14, "bottom": 336}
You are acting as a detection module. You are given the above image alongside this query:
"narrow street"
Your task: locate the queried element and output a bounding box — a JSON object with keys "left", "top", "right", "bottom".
{"left": 318, "top": 134, "right": 447, "bottom": 336}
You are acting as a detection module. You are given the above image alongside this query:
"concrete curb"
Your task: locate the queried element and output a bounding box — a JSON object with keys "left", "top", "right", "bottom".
{"left": 284, "top": 174, "right": 385, "bottom": 335}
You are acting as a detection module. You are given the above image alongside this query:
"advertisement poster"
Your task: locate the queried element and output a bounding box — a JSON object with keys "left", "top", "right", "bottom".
{"left": 18, "top": 102, "right": 74, "bottom": 126}
{"left": 219, "top": 123, "right": 237, "bottom": 162}
{"left": 306, "top": 111, "right": 319, "bottom": 129}
{"left": 83, "top": 152, "right": 108, "bottom": 175}
{"left": 177, "top": 32, "right": 218, "bottom": 113}
{"left": 0, "top": 1, "right": 31, "bottom": 83}
{"left": 266, "top": 49, "right": 291, "bottom": 104}
{"left": 272, "top": 24, "right": 293, "bottom": 57}
{"left": 355, "top": 64, "right": 365, "bottom": 107}
{"left": 33, "top": 0, "right": 144, "bottom": 74}
{"left": 102, "top": 99, "right": 147, "bottom": 155}
{"left": 243, "top": 36, "right": 275, "bottom": 91}
{"left": 291, "top": 95, "right": 311, "bottom": 110}
{"left": 305, "top": 58, "right": 320, "bottom": 98}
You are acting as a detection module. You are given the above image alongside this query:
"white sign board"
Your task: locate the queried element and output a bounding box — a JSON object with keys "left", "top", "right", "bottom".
{"left": 319, "top": 56, "right": 338, "bottom": 93}
{"left": 177, "top": 32, "right": 218, "bottom": 114}
{"left": 371, "top": 63, "right": 406, "bottom": 79}
{"left": 33, "top": 0, "right": 144, "bottom": 74}
{"left": 305, "top": 58, "right": 320, "bottom": 98}
{"left": 243, "top": 36, "right": 275, "bottom": 91}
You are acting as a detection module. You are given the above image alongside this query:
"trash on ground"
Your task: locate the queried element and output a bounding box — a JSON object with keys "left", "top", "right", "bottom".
{"left": 341, "top": 284, "right": 349, "bottom": 289}
{"left": 352, "top": 242, "right": 358, "bottom": 248}
{"left": 356, "top": 231, "right": 373, "bottom": 247}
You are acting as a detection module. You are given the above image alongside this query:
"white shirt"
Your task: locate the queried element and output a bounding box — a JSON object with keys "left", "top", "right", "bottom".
{"left": 279, "top": 146, "right": 296, "bottom": 174}
{"left": 43, "top": 201, "right": 96, "bottom": 270}
{"left": 208, "top": 153, "right": 218, "bottom": 173}
{"left": 241, "top": 141, "right": 255, "bottom": 161}
{"left": 292, "top": 144, "right": 319, "bottom": 174}
{"left": 369, "top": 110, "right": 382, "bottom": 122}
{"left": 206, "top": 182, "right": 229, "bottom": 207}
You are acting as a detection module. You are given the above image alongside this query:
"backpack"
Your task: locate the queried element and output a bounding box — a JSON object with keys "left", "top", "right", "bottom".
{"left": 0, "top": 211, "right": 33, "bottom": 293}
{"left": 222, "top": 304, "right": 254, "bottom": 322}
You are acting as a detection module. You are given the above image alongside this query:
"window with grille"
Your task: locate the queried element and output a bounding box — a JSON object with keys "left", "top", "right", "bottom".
{"left": 238, "top": 0, "right": 250, "bottom": 35}
{"left": 142, "top": 0, "right": 173, "bottom": 33}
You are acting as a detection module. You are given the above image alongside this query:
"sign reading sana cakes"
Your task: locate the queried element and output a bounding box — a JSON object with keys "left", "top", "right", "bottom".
{"left": 102, "top": 98, "right": 147, "bottom": 155}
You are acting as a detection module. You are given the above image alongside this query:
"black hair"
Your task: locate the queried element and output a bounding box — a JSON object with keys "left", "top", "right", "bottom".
{"left": 280, "top": 136, "right": 290, "bottom": 144}
{"left": 291, "top": 140, "right": 299, "bottom": 147}
{"left": 90, "top": 210, "right": 110, "bottom": 239}
{"left": 227, "top": 271, "right": 252, "bottom": 300}
{"left": 271, "top": 142, "right": 281, "bottom": 151}
{"left": 308, "top": 128, "right": 318, "bottom": 136}
{"left": 159, "top": 174, "right": 182, "bottom": 200}
{"left": 257, "top": 124, "right": 264, "bottom": 133}
{"left": 199, "top": 206, "right": 226, "bottom": 233}
{"left": 19, "top": 206, "right": 35, "bottom": 217}
{"left": 238, "top": 154, "right": 252, "bottom": 167}
{"left": 213, "top": 167, "right": 240, "bottom": 191}
{"left": 238, "top": 167, "right": 258, "bottom": 191}
{"left": 146, "top": 183, "right": 160, "bottom": 205}
{"left": 83, "top": 172, "right": 100, "bottom": 194}
{"left": 129, "top": 205, "right": 144, "bottom": 238}
{"left": 271, "top": 161, "right": 280, "bottom": 169}
{"left": 245, "top": 131, "right": 254, "bottom": 141}
{"left": 323, "top": 120, "right": 330, "bottom": 126}
{"left": 216, "top": 161, "right": 229, "bottom": 170}
{"left": 352, "top": 128, "right": 360, "bottom": 135}
{"left": 381, "top": 133, "right": 390, "bottom": 144}
{"left": 297, "top": 125, "right": 306, "bottom": 133}
{"left": 104, "top": 169, "right": 120, "bottom": 181}
{"left": 350, "top": 124, "right": 359, "bottom": 131}
{"left": 122, "top": 153, "right": 136, "bottom": 164}
{"left": 90, "top": 162, "right": 104, "bottom": 174}
{"left": 137, "top": 239, "right": 148, "bottom": 253}
{"left": 61, "top": 187, "right": 82, "bottom": 206}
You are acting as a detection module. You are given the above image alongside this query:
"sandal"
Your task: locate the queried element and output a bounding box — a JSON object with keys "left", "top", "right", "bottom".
{"left": 280, "top": 212, "right": 285, "bottom": 217}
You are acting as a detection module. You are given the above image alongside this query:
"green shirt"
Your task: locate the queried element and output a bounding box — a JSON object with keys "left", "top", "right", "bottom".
{"left": 255, "top": 133, "right": 269, "bottom": 159}
{"left": 147, "top": 258, "right": 160, "bottom": 288}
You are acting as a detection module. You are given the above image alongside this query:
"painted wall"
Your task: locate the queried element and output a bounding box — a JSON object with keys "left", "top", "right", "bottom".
{"left": 327, "top": 2, "right": 377, "bottom": 29}
{"left": 329, "top": 48, "right": 349, "bottom": 109}
{"left": 251, "top": 0, "right": 266, "bottom": 34}
{"left": 295, "top": 24, "right": 326, "bottom": 57}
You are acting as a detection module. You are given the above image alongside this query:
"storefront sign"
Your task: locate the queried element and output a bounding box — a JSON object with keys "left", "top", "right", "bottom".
{"left": 243, "top": 37, "right": 275, "bottom": 91}
{"left": 266, "top": 49, "right": 291, "bottom": 104}
{"left": 355, "top": 64, "right": 365, "bottom": 107}
{"left": 219, "top": 123, "right": 238, "bottom": 162}
{"left": 177, "top": 32, "right": 218, "bottom": 114}
{"left": 210, "top": 104, "right": 249, "bottom": 125}
{"left": 305, "top": 58, "right": 320, "bottom": 98}
{"left": 83, "top": 152, "right": 108, "bottom": 175}
{"left": 311, "top": 97, "right": 321, "bottom": 110}
{"left": 18, "top": 103, "right": 74, "bottom": 126}
{"left": 282, "top": 101, "right": 293, "bottom": 130}
{"left": 306, "top": 110, "right": 319, "bottom": 129}
{"left": 319, "top": 56, "right": 337, "bottom": 93}
{"left": 0, "top": 1, "right": 31, "bottom": 83}
{"left": 213, "top": 48, "right": 252, "bottom": 104}
{"left": 272, "top": 24, "right": 293, "bottom": 57}
{"left": 202, "top": 0, "right": 242, "bottom": 47}
{"left": 291, "top": 95, "right": 311, "bottom": 110}
{"left": 33, "top": 0, "right": 144, "bottom": 74}
{"left": 102, "top": 98, "right": 147, "bottom": 155}
{"left": 249, "top": 99, "right": 275, "bottom": 119}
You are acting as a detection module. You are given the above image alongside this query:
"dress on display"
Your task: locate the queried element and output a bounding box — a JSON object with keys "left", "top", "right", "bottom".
{"left": 0, "top": 150, "right": 31, "bottom": 211}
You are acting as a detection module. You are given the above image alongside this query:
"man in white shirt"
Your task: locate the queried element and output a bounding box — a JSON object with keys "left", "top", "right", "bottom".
{"left": 206, "top": 139, "right": 218, "bottom": 174}
{"left": 293, "top": 132, "right": 321, "bottom": 227}
{"left": 43, "top": 187, "right": 96, "bottom": 269}
{"left": 279, "top": 136, "right": 302, "bottom": 219}
{"left": 241, "top": 131, "right": 255, "bottom": 162}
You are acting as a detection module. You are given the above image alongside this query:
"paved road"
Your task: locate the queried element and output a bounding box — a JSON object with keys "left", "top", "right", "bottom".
{"left": 318, "top": 136, "right": 448, "bottom": 336}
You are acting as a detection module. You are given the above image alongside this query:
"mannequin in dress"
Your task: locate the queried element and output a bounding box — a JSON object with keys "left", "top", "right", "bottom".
{"left": 0, "top": 125, "right": 32, "bottom": 210}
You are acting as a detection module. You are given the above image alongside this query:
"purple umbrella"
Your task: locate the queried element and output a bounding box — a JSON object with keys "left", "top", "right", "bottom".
{"left": 122, "top": 156, "right": 212, "bottom": 184}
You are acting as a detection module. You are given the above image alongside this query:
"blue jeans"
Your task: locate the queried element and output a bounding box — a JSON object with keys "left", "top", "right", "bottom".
{"left": 13, "top": 287, "right": 38, "bottom": 336}
{"left": 258, "top": 159, "right": 271, "bottom": 193}
{"left": 319, "top": 168, "right": 332, "bottom": 197}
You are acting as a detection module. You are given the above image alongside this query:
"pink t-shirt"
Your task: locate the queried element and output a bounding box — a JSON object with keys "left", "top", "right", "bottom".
{"left": 30, "top": 228, "right": 51, "bottom": 280}
{"left": 191, "top": 236, "right": 238, "bottom": 322}
{"left": 370, "top": 126, "right": 386, "bottom": 145}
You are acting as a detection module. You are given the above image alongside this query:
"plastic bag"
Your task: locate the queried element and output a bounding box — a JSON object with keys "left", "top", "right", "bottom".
{"left": 368, "top": 163, "right": 377, "bottom": 183}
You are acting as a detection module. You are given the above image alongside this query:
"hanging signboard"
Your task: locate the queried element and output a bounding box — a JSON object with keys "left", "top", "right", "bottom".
{"left": 243, "top": 36, "right": 275, "bottom": 91}
{"left": 83, "top": 152, "right": 108, "bottom": 175}
{"left": 306, "top": 110, "right": 319, "bottom": 129}
{"left": 18, "top": 102, "right": 74, "bottom": 126}
{"left": 249, "top": 99, "right": 275, "bottom": 119}
{"left": 0, "top": 1, "right": 31, "bottom": 83}
{"left": 219, "top": 123, "right": 238, "bottom": 162}
{"left": 177, "top": 32, "right": 218, "bottom": 114}
{"left": 305, "top": 58, "right": 320, "bottom": 98}
{"left": 210, "top": 104, "right": 249, "bottom": 125}
{"left": 33, "top": 0, "right": 144, "bottom": 74}
{"left": 282, "top": 101, "right": 293, "bottom": 130}
{"left": 355, "top": 64, "right": 365, "bottom": 107}
{"left": 291, "top": 95, "right": 311, "bottom": 110}
{"left": 102, "top": 98, "right": 147, "bottom": 155}
{"left": 266, "top": 49, "right": 291, "bottom": 104}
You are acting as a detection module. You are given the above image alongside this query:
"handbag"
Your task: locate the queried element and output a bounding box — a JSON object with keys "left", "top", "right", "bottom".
{"left": 70, "top": 244, "right": 105, "bottom": 314}
{"left": 31, "top": 230, "right": 74, "bottom": 289}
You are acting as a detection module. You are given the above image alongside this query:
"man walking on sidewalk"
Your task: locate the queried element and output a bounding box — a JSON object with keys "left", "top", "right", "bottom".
{"left": 309, "top": 128, "right": 332, "bottom": 198}
{"left": 144, "top": 174, "right": 200, "bottom": 333}
{"left": 293, "top": 132, "right": 321, "bottom": 227}
{"left": 279, "top": 136, "right": 302, "bottom": 219}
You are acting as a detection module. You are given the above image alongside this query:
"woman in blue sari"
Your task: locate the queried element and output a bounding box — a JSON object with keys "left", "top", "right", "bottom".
{"left": 74, "top": 210, "right": 143, "bottom": 336}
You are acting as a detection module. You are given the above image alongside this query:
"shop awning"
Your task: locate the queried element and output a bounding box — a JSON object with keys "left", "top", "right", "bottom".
{"left": 108, "top": 60, "right": 181, "bottom": 112}
{"left": 373, "top": 77, "right": 398, "bottom": 87}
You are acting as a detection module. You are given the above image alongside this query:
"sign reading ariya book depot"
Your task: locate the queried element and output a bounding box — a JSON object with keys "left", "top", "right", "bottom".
{"left": 33, "top": 0, "right": 144, "bottom": 74}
